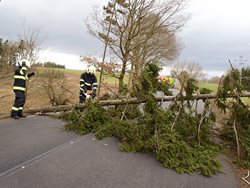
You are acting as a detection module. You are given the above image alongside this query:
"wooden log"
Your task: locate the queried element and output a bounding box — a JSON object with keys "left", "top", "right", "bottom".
{"left": 24, "top": 104, "right": 76, "bottom": 114}
{"left": 24, "top": 92, "right": 250, "bottom": 115}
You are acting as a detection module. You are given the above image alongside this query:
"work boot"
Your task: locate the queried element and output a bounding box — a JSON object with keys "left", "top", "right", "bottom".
{"left": 11, "top": 115, "right": 20, "bottom": 119}
{"left": 18, "top": 115, "right": 26, "bottom": 118}
{"left": 18, "top": 111, "right": 26, "bottom": 118}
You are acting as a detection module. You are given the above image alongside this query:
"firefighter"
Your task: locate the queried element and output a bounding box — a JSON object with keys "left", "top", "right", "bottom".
{"left": 79, "top": 65, "right": 98, "bottom": 103}
{"left": 11, "top": 59, "right": 35, "bottom": 119}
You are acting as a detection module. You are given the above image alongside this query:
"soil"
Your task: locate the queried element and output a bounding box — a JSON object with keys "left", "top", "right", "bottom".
{"left": 232, "top": 160, "right": 250, "bottom": 188}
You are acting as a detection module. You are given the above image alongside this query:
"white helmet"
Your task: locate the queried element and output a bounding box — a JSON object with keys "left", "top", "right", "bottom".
{"left": 21, "top": 59, "right": 31, "bottom": 68}
{"left": 87, "top": 65, "right": 96, "bottom": 74}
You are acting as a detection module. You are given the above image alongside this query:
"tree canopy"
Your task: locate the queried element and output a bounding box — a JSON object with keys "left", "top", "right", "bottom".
{"left": 86, "top": 0, "right": 189, "bottom": 93}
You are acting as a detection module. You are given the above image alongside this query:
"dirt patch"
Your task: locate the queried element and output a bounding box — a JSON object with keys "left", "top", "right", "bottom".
{"left": 234, "top": 167, "right": 250, "bottom": 188}
{"left": 224, "top": 151, "right": 250, "bottom": 188}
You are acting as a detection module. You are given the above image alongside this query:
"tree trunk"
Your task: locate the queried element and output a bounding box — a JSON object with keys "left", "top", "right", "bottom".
{"left": 118, "top": 59, "right": 127, "bottom": 94}
{"left": 24, "top": 92, "right": 250, "bottom": 115}
{"left": 127, "top": 64, "right": 134, "bottom": 94}
{"left": 233, "top": 116, "right": 240, "bottom": 157}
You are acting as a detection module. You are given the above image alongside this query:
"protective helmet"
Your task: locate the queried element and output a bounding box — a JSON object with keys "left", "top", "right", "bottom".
{"left": 87, "top": 65, "right": 96, "bottom": 74}
{"left": 21, "top": 59, "right": 31, "bottom": 68}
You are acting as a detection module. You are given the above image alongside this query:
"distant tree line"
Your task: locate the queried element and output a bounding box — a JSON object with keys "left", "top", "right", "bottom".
{"left": 35, "top": 62, "right": 65, "bottom": 69}
{"left": 202, "top": 67, "right": 250, "bottom": 89}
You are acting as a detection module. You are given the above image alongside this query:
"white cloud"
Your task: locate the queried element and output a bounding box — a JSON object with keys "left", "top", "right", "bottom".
{"left": 203, "top": 70, "right": 225, "bottom": 79}
{"left": 39, "top": 50, "right": 86, "bottom": 70}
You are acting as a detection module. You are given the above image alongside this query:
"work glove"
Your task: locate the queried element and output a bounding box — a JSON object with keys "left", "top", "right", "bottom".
{"left": 28, "top": 72, "right": 35, "bottom": 78}
{"left": 86, "top": 94, "right": 91, "bottom": 100}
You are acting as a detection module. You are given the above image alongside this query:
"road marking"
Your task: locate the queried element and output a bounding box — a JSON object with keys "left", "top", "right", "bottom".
{"left": 0, "top": 136, "right": 83, "bottom": 180}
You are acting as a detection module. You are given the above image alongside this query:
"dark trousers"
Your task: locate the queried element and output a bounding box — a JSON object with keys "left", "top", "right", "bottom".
{"left": 11, "top": 91, "right": 26, "bottom": 117}
{"left": 79, "top": 91, "right": 86, "bottom": 103}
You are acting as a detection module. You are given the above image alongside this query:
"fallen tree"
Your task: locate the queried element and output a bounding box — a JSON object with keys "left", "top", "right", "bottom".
{"left": 54, "top": 62, "right": 225, "bottom": 177}
{"left": 24, "top": 92, "right": 250, "bottom": 115}
{"left": 27, "top": 63, "right": 249, "bottom": 176}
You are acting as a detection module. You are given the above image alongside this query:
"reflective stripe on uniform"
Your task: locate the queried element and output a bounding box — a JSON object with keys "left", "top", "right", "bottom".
{"left": 14, "top": 75, "right": 26, "bottom": 80}
{"left": 84, "top": 82, "right": 91, "bottom": 86}
{"left": 92, "top": 87, "right": 97, "bottom": 89}
{"left": 19, "top": 107, "right": 23, "bottom": 110}
{"left": 92, "top": 83, "right": 98, "bottom": 86}
{"left": 13, "top": 86, "right": 26, "bottom": 91}
{"left": 80, "top": 88, "right": 84, "bottom": 91}
{"left": 20, "top": 67, "right": 27, "bottom": 75}
{"left": 80, "top": 79, "right": 84, "bottom": 82}
{"left": 12, "top": 107, "right": 19, "bottom": 111}
{"left": 80, "top": 91, "right": 87, "bottom": 96}
{"left": 80, "top": 84, "right": 85, "bottom": 87}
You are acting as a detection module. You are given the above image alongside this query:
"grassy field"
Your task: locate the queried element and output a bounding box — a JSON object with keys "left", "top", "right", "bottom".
{"left": 198, "top": 82, "right": 218, "bottom": 92}
{"left": 198, "top": 81, "right": 250, "bottom": 105}
{"left": 60, "top": 68, "right": 82, "bottom": 76}
{"left": 56, "top": 68, "right": 126, "bottom": 86}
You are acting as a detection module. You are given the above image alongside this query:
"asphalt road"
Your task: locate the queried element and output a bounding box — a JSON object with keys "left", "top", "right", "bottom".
{"left": 0, "top": 116, "right": 238, "bottom": 188}
{"left": 157, "top": 90, "right": 205, "bottom": 114}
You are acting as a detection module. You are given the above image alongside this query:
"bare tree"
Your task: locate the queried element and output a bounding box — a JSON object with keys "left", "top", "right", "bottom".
{"left": 81, "top": 56, "right": 121, "bottom": 79}
{"left": 128, "top": 14, "right": 182, "bottom": 90}
{"left": 0, "top": 23, "right": 42, "bottom": 73}
{"left": 38, "top": 69, "right": 69, "bottom": 106}
{"left": 86, "top": 0, "right": 189, "bottom": 94}
{"left": 17, "top": 23, "right": 42, "bottom": 65}
{"left": 208, "top": 76, "right": 220, "bottom": 84}
{"left": 170, "top": 60, "right": 205, "bottom": 80}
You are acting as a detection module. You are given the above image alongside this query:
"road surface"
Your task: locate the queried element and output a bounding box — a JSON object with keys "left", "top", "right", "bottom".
{"left": 0, "top": 116, "right": 238, "bottom": 188}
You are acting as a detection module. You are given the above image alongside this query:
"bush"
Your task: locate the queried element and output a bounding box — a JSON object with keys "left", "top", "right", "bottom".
{"left": 38, "top": 69, "right": 69, "bottom": 106}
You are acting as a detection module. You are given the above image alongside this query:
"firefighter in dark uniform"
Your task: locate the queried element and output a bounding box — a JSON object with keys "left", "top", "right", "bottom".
{"left": 79, "top": 65, "right": 98, "bottom": 103}
{"left": 11, "top": 59, "right": 35, "bottom": 119}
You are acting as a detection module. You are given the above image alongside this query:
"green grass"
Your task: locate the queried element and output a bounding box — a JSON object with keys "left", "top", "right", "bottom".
{"left": 60, "top": 69, "right": 82, "bottom": 76}
{"left": 198, "top": 82, "right": 218, "bottom": 93}
{"left": 61, "top": 68, "right": 128, "bottom": 85}
{"left": 198, "top": 81, "right": 250, "bottom": 104}
{"left": 37, "top": 67, "right": 129, "bottom": 86}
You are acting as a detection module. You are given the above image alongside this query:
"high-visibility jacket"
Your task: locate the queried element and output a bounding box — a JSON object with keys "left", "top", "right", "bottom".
{"left": 13, "top": 66, "right": 32, "bottom": 92}
{"left": 158, "top": 76, "right": 175, "bottom": 87}
{"left": 80, "top": 72, "right": 98, "bottom": 96}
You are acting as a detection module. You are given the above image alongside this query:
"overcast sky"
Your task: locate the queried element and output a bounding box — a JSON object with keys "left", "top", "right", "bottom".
{"left": 0, "top": 0, "right": 250, "bottom": 77}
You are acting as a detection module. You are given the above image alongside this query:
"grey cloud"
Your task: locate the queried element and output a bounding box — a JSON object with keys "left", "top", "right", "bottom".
{"left": 1, "top": 0, "right": 250, "bottom": 73}
{"left": 0, "top": 0, "right": 106, "bottom": 54}
{"left": 179, "top": 24, "right": 250, "bottom": 71}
